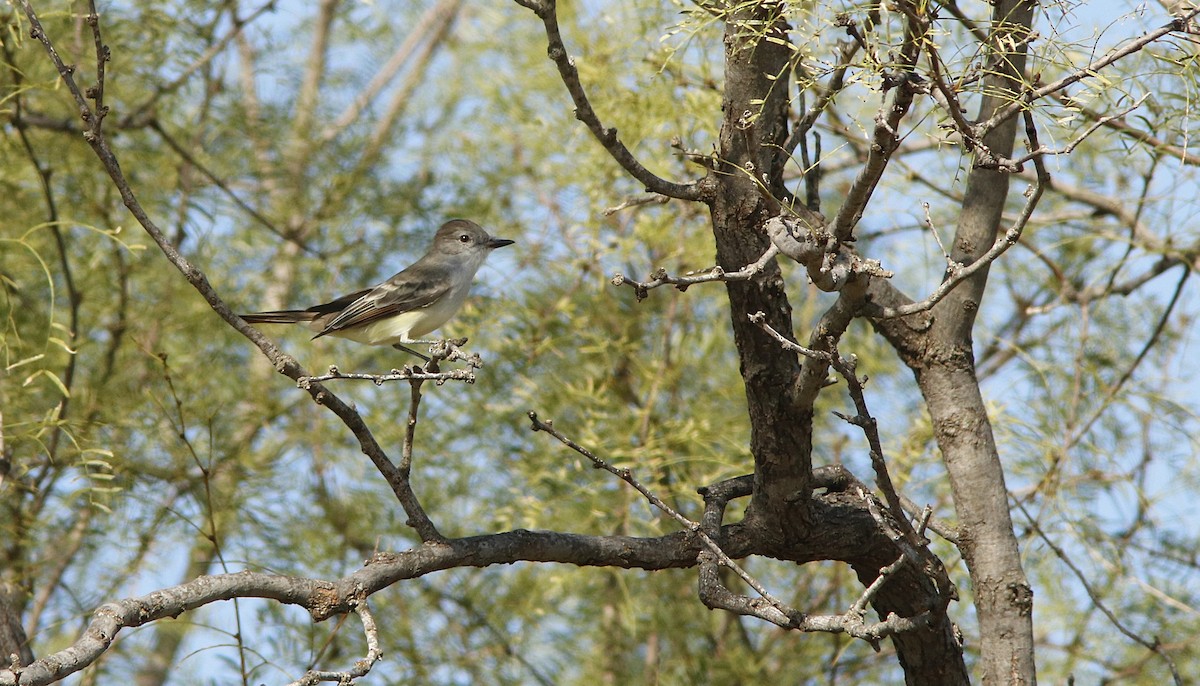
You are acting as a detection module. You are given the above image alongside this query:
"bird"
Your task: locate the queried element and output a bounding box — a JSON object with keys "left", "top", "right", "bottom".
{"left": 242, "top": 219, "right": 514, "bottom": 358}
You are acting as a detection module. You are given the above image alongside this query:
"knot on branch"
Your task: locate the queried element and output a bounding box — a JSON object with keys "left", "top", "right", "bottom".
{"left": 764, "top": 216, "right": 894, "bottom": 292}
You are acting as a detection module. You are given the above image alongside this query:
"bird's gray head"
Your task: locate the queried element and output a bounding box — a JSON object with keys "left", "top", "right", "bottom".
{"left": 431, "top": 219, "right": 515, "bottom": 256}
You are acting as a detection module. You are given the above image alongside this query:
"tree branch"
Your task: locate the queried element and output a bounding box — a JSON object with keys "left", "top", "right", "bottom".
{"left": 516, "top": 0, "right": 704, "bottom": 201}
{"left": 610, "top": 244, "right": 779, "bottom": 301}
{"left": 827, "top": 0, "right": 929, "bottom": 244}
{"left": 16, "top": 0, "right": 442, "bottom": 549}
{"left": 865, "top": 109, "right": 1050, "bottom": 319}
{"left": 973, "top": 8, "right": 1200, "bottom": 140}
{"left": 285, "top": 600, "right": 382, "bottom": 686}
{"left": 0, "top": 529, "right": 712, "bottom": 686}
{"left": 1053, "top": 92, "right": 1200, "bottom": 166}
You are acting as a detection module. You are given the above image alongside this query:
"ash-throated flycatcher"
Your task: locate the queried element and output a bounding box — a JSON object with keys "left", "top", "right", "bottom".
{"left": 242, "top": 219, "right": 514, "bottom": 353}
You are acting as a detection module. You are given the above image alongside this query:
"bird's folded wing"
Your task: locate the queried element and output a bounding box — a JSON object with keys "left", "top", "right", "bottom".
{"left": 314, "top": 272, "right": 450, "bottom": 338}
{"left": 242, "top": 287, "right": 372, "bottom": 323}
{"left": 304, "top": 288, "right": 375, "bottom": 317}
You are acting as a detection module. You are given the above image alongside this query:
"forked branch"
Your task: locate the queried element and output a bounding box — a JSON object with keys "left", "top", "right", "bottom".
{"left": 528, "top": 412, "right": 932, "bottom": 640}
{"left": 973, "top": 8, "right": 1200, "bottom": 140}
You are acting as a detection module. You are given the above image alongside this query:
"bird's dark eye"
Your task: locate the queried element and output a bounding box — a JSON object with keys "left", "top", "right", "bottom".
{"left": 459, "top": 234, "right": 471, "bottom": 243}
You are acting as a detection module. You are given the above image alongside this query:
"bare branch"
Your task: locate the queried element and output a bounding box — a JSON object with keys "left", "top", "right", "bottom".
{"left": 299, "top": 341, "right": 483, "bottom": 387}
{"left": 0, "top": 527, "right": 721, "bottom": 686}
{"left": 286, "top": 600, "right": 382, "bottom": 686}
{"left": 851, "top": 554, "right": 907, "bottom": 616}
{"left": 299, "top": 366, "right": 476, "bottom": 387}
{"left": 528, "top": 412, "right": 932, "bottom": 641}
{"left": 603, "top": 193, "right": 670, "bottom": 216}
{"left": 866, "top": 111, "right": 1049, "bottom": 319}
{"left": 611, "top": 244, "right": 779, "bottom": 301}
{"left": 749, "top": 311, "right": 958, "bottom": 608}
{"left": 397, "top": 364, "right": 442, "bottom": 540}
{"left": 516, "top": 0, "right": 704, "bottom": 201}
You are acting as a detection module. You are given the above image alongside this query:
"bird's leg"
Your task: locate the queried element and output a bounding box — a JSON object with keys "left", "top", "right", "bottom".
{"left": 392, "top": 343, "right": 431, "bottom": 363}
{"left": 394, "top": 338, "right": 470, "bottom": 366}
{"left": 401, "top": 338, "right": 468, "bottom": 346}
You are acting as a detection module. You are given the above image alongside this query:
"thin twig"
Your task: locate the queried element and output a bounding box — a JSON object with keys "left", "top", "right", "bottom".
{"left": 299, "top": 366, "right": 477, "bottom": 387}
{"left": 995, "top": 94, "right": 1152, "bottom": 169}
{"left": 1015, "top": 501, "right": 1184, "bottom": 686}
{"left": 148, "top": 119, "right": 309, "bottom": 252}
{"left": 285, "top": 598, "right": 384, "bottom": 686}
{"left": 900, "top": 495, "right": 959, "bottom": 545}
{"left": 1062, "top": 265, "right": 1189, "bottom": 452}
{"left": 866, "top": 110, "right": 1049, "bottom": 319}
{"left": 527, "top": 412, "right": 793, "bottom": 618}
{"left": 603, "top": 193, "right": 670, "bottom": 215}
{"left": 299, "top": 342, "right": 481, "bottom": 388}
{"left": 1054, "top": 92, "right": 1200, "bottom": 166}
{"left": 611, "top": 245, "right": 779, "bottom": 302}
{"left": 850, "top": 555, "right": 907, "bottom": 616}
{"left": 784, "top": 38, "right": 861, "bottom": 156}
{"left": 974, "top": 8, "right": 1200, "bottom": 140}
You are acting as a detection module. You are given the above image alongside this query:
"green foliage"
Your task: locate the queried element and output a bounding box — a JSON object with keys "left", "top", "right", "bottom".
{"left": 3, "top": 0, "right": 1200, "bottom": 684}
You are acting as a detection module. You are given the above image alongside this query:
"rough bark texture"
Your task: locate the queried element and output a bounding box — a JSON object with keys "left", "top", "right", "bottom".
{"left": 0, "top": 582, "right": 33, "bottom": 668}
{"left": 707, "top": 4, "right": 967, "bottom": 683}
{"left": 710, "top": 1, "right": 812, "bottom": 541}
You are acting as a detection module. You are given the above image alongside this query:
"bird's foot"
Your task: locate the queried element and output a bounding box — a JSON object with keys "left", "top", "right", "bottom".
{"left": 393, "top": 338, "right": 472, "bottom": 369}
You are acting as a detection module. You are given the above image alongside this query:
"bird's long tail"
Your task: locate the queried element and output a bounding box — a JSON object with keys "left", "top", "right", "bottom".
{"left": 241, "top": 310, "right": 318, "bottom": 324}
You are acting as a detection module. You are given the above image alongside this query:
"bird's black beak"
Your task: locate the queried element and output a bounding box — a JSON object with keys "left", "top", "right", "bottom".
{"left": 488, "top": 237, "right": 515, "bottom": 249}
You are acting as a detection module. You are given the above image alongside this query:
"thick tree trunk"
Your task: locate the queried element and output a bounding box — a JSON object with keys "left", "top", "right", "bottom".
{"left": 710, "top": 4, "right": 969, "bottom": 683}
{"left": 923, "top": 1, "right": 1039, "bottom": 683}
{"left": 709, "top": 2, "right": 811, "bottom": 541}
{"left": 873, "top": 0, "right": 1040, "bottom": 683}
